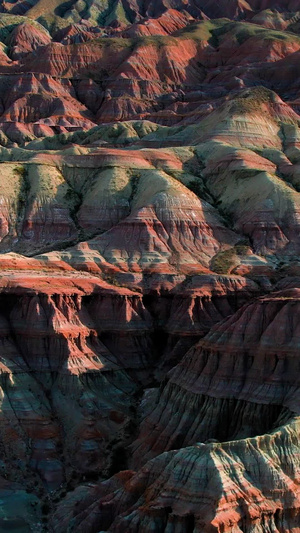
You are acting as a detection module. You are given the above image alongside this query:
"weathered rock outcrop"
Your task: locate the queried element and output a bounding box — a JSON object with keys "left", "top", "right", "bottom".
{"left": 0, "top": 267, "right": 257, "bottom": 503}
{"left": 133, "top": 289, "right": 300, "bottom": 465}
{"left": 0, "top": 272, "right": 143, "bottom": 491}
{"left": 52, "top": 417, "right": 300, "bottom": 532}
{"left": 51, "top": 289, "right": 300, "bottom": 532}
{"left": 0, "top": 2, "right": 298, "bottom": 531}
{"left": 0, "top": 15, "right": 299, "bottom": 139}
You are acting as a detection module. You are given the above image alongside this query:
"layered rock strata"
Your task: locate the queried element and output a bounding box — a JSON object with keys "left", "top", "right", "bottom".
{"left": 0, "top": 2, "right": 297, "bottom": 531}
{"left": 51, "top": 289, "right": 300, "bottom": 532}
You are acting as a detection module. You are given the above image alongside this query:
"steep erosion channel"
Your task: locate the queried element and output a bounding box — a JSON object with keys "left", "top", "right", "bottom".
{"left": 51, "top": 289, "right": 300, "bottom": 532}
{"left": 0, "top": 273, "right": 258, "bottom": 530}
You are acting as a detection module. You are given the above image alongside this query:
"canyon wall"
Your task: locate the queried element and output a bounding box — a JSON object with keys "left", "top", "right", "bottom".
{"left": 0, "top": 1, "right": 298, "bottom": 531}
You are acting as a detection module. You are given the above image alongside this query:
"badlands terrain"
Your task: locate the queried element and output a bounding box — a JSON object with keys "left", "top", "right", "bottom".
{"left": 0, "top": 0, "right": 299, "bottom": 531}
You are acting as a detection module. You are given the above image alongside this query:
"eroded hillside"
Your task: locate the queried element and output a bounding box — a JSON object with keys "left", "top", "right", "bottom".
{"left": 0, "top": 1, "right": 299, "bottom": 532}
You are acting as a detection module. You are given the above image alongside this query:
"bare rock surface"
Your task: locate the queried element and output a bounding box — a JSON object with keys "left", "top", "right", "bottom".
{"left": 0, "top": 2, "right": 298, "bottom": 532}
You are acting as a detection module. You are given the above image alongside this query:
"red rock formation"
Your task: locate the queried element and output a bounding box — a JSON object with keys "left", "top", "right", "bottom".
{"left": 7, "top": 21, "right": 51, "bottom": 59}
{"left": 122, "top": 9, "right": 195, "bottom": 37}
{"left": 7, "top": 0, "right": 299, "bottom": 22}
{"left": 0, "top": 3, "right": 297, "bottom": 531}
{"left": 52, "top": 417, "right": 300, "bottom": 532}
{"left": 51, "top": 289, "right": 300, "bottom": 532}
{"left": 0, "top": 266, "right": 256, "bottom": 504}
{"left": 0, "top": 272, "right": 144, "bottom": 489}
{"left": 133, "top": 289, "right": 300, "bottom": 466}
{"left": 0, "top": 17, "right": 298, "bottom": 135}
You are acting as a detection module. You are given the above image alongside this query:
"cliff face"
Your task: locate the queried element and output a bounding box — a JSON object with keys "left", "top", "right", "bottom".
{"left": 0, "top": 1, "right": 299, "bottom": 531}
{"left": 132, "top": 290, "right": 300, "bottom": 465}
{"left": 51, "top": 290, "right": 300, "bottom": 532}
{"left": 0, "top": 268, "right": 257, "bottom": 498}
{"left": 0, "top": 275, "right": 141, "bottom": 489}
{"left": 52, "top": 420, "right": 300, "bottom": 532}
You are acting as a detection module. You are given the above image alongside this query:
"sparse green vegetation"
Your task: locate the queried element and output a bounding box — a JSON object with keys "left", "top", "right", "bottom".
{"left": 86, "top": 36, "right": 133, "bottom": 50}
{"left": 0, "top": 13, "right": 50, "bottom": 42}
{"left": 235, "top": 242, "right": 250, "bottom": 255}
{"left": 14, "top": 165, "right": 27, "bottom": 177}
{"left": 129, "top": 173, "right": 140, "bottom": 206}
{"left": 235, "top": 23, "right": 300, "bottom": 45}
{"left": 173, "top": 19, "right": 300, "bottom": 48}
{"left": 211, "top": 248, "right": 237, "bottom": 274}
{"left": 230, "top": 87, "right": 279, "bottom": 114}
{"left": 16, "top": 166, "right": 30, "bottom": 218}
{"left": 211, "top": 243, "right": 251, "bottom": 274}
{"left": 173, "top": 19, "right": 229, "bottom": 44}
{"left": 102, "top": 274, "right": 123, "bottom": 287}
